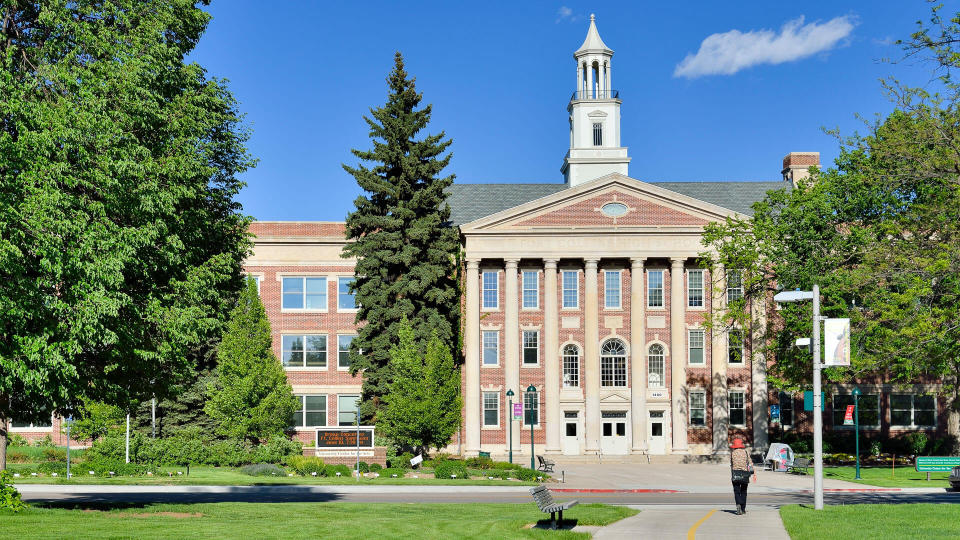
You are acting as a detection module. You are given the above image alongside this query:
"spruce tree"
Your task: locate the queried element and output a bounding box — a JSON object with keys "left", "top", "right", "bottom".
{"left": 343, "top": 52, "right": 461, "bottom": 421}
{"left": 206, "top": 278, "right": 297, "bottom": 443}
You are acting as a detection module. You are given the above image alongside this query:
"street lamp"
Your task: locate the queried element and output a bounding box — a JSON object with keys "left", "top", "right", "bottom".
{"left": 506, "top": 389, "right": 515, "bottom": 464}
{"left": 774, "top": 285, "right": 825, "bottom": 510}
{"left": 852, "top": 387, "right": 862, "bottom": 480}
{"left": 526, "top": 384, "right": 537, "bottom": 470}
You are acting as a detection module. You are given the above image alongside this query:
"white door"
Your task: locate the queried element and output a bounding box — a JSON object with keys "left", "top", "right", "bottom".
{"left": 648, "top": 410, "right": 666, "bottom": 454}
{"left": 600, "top": 411, "right": 630, "bottom": 455}
{"left": 562, "top": 411, "right": 582, "bottom": 455}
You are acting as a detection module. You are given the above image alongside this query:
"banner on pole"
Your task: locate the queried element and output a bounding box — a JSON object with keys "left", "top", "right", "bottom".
{"left": 513, "top": 402, "right": 523, "bottom": 421}
{"left": 824, "top": 318, "right": 851, "bottom": 366}
{"left": 843, "top": 405, "right": 855, "bottom": 425}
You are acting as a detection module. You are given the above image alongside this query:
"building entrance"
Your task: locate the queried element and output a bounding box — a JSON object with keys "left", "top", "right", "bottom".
{"left": 562, "top": 411, "right": 582, "bottom": 455}
{"left": 648, "top": 410, "right": 666, "bottom": 454}
{"left": 600, "top": 410, "right": 629, "bottom": 455}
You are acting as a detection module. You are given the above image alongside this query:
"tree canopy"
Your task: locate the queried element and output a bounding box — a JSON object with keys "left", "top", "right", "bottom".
{"left": 0, "top": 1, "right": 254, "bottom": 468}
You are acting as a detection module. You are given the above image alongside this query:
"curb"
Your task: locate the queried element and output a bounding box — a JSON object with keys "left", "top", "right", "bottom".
{"left": 552, "top": 488, "right": 685, "bottom": 494}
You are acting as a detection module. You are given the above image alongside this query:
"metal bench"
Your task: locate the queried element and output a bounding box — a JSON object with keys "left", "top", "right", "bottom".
{"left": 949, "top": 466, "right": 960, "bottom": 490}
{"left": 530, "top": 485, "right": 577, "bottom": 529}
{"left": 537, "top": 455, "right": 555, "bottom": 472}
{"left": 790, "top": 457, "right": 811, "bottom": 475}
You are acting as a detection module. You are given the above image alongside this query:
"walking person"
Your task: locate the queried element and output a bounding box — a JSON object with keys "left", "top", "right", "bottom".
{"left": 729, "top": 438, "right": 753, "bottom": 515}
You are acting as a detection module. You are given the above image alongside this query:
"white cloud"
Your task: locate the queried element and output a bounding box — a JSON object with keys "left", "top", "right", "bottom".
{"left": 555, "top": 6, "right": 575, "bottom": 24}
{"left": 674, "top": 16, "right": 855, "bottom": 79}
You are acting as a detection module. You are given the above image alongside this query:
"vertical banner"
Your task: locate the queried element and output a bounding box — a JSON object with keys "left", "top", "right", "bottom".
{"left": 843, "top": 405, "right": 855, "bottom": 425}
{"left": 824, "top": 318, "right": 851, "bottom": 366}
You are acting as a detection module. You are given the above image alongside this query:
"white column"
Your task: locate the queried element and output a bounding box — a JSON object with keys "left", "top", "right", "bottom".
{"left": 752, "top": 295, "right": 770, "bottom": 450}
{"left": 670, "top": 257, "right": 688, "bottom": 453}
{"left": 544, "top": 259, "right": 561, "bottom": 453}
{"left": 605, "top": 61, "right": 612, "bottom": 95}
{"left": 587, "top": 60, "right": 595, "bottom": 99}
{"left": 712, "top": 265, "right": 729, "bottom": 453}
{"left": 584, "top": 258, "right": 601, "bottom": 452}
{"left": 464, "top": 259, "right": 481, "bottom": 454}
{"left": 504, "top": 259, "right": 521, "bottom": 454}
{"left": 577, "top": 62, "right": 583, "bottom": 98}
{"left": 630, "top": 257, "right": 647, "bottom": 452}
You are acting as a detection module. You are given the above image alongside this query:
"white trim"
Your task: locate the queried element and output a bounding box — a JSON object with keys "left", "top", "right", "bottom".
{"left": 561, "top": 269, "right": 580, "bottom": 309}
{"left": 831, "top": 393, "right": 881, "bottom": 429}
{"left": 686, "top": 269, "right": 705, "bottom": 310}
{"left": 521, "top": 329, "right": 540, "bottom": 367}
{"left": 336, "top": 334, "right": 358, "bottom": 371}
{"left": 521, "top": 269, "right": 540, "bottom": 310}
{"left": 889, "top": 393, "right": 938, "bottom": 429}
{"left": 603, "top": 269, "right": 622, "bottom": 310}
{"left": 481, "top": 269, "right": 500, "bottom": 311}
{"left": 281, "top": 333, "right": 329, "bottom": 370}
{"left": 482, "top": 330, "right": 500, "bottom": 367}
{"left": 335, "top": 394, "right": 361, "bottom": 427}
{"left": 278, "top": 275, "right": 329, "bottom": 313}
{"left": 687, "top": 328, "right": 706, "bottom": 366}
{"left": 292, "top": 393, "right": 328, "bottom": 428}
{"left": 336, "top": 276, "right": 359, "bottom": 313}
{"left": 728, "top": 388, "right": 747, "bottom": 427}
{"left": 482, "top": 390, "right": 501, "bottom": 429}
{"left": 688, "top": 388, "right": 707, "bottom": 428}
{"left": 726, "top": 328, "right": 744, "bottom": 365}
{"left": 646, "top": 269, "right": 665, "bottom": 310}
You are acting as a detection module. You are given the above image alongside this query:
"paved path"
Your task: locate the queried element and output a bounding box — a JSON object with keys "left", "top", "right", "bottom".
{"left": 594, "top": 505, "right": 790, "bottom": 540}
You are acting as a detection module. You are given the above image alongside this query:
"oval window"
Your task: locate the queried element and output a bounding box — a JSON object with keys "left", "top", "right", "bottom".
{"left": 601, "top": 202, "right": 628, "bottom": 217}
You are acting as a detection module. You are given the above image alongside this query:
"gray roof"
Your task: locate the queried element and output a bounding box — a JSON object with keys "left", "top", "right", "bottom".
{"left": 446, "top": 180, "right": 790, "bottom": 226}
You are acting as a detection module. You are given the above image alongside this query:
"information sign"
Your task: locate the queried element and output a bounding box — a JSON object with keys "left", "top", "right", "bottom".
{"left": 824, "top": 318, "right": 851, "bottom": 366}
{"left": 769, "top": 405, "right": 780, "bottom": 421}
{"left": 915, "top": 456, "right": 960, "bottom": 472}
{"left": 843, "top": 405, "right": 855, "bottom": 425}
{"left": 316, "top": 428, "right": 374, "bottom": 449}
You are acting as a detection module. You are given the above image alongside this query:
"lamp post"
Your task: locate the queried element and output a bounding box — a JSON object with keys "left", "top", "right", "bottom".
{"left": 65, "top": 416, "right": 73, "bottom": 479}
{"left": 774, "top": 286, "right": 824, "bottom": 510}
{"left": 852, "top": 387, "right": 862, "bottom": 480}
{"left": 526, "top": 384, "right": 537, "bottom": 470}
{"left": 506, "top": 389, "right": 514, "bottom": 463}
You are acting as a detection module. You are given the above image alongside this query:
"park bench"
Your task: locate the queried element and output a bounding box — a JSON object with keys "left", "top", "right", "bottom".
{"left": 789, "top": 457, "right": 811, "bottom": 475}
{"left": 537, "top": 455, "right": 555, "bottom": 472}
{"left": 949, "top": 466, "right": 960, "bottom": 490}
{"left": 529, "top": 485, "right": 577, "bottom": 529}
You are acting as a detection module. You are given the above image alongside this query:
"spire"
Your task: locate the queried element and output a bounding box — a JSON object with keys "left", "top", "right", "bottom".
{"left": 575, "top": 14, "right": 612, "bottom": 55}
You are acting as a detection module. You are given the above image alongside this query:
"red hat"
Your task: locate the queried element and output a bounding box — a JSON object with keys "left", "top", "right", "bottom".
{"left": 730, "top": 438, "right": 746, "bottom": 449}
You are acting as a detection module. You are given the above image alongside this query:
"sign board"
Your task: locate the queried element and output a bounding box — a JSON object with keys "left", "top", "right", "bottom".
{"left": 316, "top": 427, "right": 374, "bottom": 449}
{"left": 824, "top": 318, "right": 851, "bottom": 366}
{"left": 410, "top": 454, "right": 423, "bottom": 467}
{"left": 647, "top": 389, "right": 668, "bottom": 401}
{"left": 769, "top": 405, "right": 780, "bottom": 421}
{"left": 915, "top": 456, "right": 960, "bottom": 472}
{"left": 513, "top": 402, "right": 523, "bottom": 421}
{"left": 843, "top": 405, "right": 855, "bottom": 425}
{"left": 803, "top": 391, "right": 825, "bottom": 412}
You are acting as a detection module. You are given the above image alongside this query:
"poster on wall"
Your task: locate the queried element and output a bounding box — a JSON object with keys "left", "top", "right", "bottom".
{"left": 824, "top": 318, "right": 851, "bottom": 366}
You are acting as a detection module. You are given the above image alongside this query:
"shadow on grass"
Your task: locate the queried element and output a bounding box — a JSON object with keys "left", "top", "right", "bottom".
{"left": 530, "top": 518, "right": 580, "bottom": 530}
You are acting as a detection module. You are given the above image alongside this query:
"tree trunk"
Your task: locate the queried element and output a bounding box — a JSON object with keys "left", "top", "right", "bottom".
{"left": 0, "top": 415, "right": 7, "bottom": 471}
{"left": 947, "top": 391, "right": 960, "bottom": 456}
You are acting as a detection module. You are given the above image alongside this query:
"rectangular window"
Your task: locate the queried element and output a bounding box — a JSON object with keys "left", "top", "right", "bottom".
{"left": 562, "top": 270, "right": 579, "bottom": 308}
{"left": 483, "top": 392, "right": 499, "bottom": 427}
{"left": 592, "top": 122, "right": 603, "bottom": 146}
{"left": 832, "top": 394, "right": 880, "bottom": 428}
{"left": 282, "top": 334, "right": 327, "bottom": 368}
{"left": 524, "top": 390, "right": 539, "bottom": 426}
{"left": 282, "top": 276, "right": 327, "bottom": 310}
{"left": 688, "top": 329, "right": 705, "bottom": 365}
{"left": 291, "top": 395, "right": 327, "bottom": 428}
{"left": 482, "top": 271, "right": 498, "bottom": 309}
{"left": 338, "top": 335, "right": 356, "bottom": 369}
{"left": 648, "top": 270, "right": 664, "bottom": 307}
{"left": 562, "top": 346, "right": 580, "bottom": 387}
{"left": 522, "top": 271, "right": 538, "bottom": 308}
{"left": 522, "top": 330, "right": 539, "bottom": 365}
{"left": 482, "top": 331, "right": 499, "bottom": 366}
{"left": 729, "top": 390, "right": 746, "bottom": 426}
{"left": 604, "top": 271, "right": 621, "bottom": 309}
{"left": 601, "top": 355, "right": 627, "bottom": 387}
{"left": 688, "top": 270, "right": 704, "bottom": 307}
{"left": 726, "top": 270, "right": 743, "bottom": 304}
{"left": 246, "top": 274, "right": 262, "bottom": 295}
{"left": 891, "top": 394, "right": 936, "bottom": 428}
{"left": 690, "top": 390, "right": 706, "bottom": 426}
{"left": 10, "top": 413, "right": 52, "bottom": 429}
{"left": 779, "top": 392, "right": 794, "bottom": 427}
{"left": 727, "top": 330, "right": 743, "bottom": 365}
{"left": 338, "top": 277, "right": 356, "bottom": 310}
{"left": 337, "top": 395, "right": 360, "bottom": 426}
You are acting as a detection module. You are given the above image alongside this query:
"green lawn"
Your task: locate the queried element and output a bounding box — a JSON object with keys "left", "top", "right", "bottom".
{"left": 0, "top": 502, "right": 636, "bottom": 539}
{"left": 8, "top": 464, "right": 538, "bottom": 486}
{"left": 817, "top": 466, "right": 953, "bottom": 488}
{"left": 780, "top": 504, "right": 960, "bottom": 539}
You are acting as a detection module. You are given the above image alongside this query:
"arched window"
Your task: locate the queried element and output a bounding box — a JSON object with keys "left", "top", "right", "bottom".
{"left": 648, "top": 344, "right": 665, "bottom": 388}
{"left": 600, "top": 339, "right": 627, "bottom": 387}
{"left": 562, "top": 344, "right": 580, "bottom": 388}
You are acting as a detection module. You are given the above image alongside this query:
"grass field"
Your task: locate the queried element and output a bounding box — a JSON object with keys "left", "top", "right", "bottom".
{"left": 780, "top": 504, "right": 960, "bottom": 539}
{"left": 7, "top": 463, "right": 539, "bottom": 486}
{"left": 817, "top": 466, "right": 953, "bottom": 488}
{"left": 0, "top": 502, "right": 635, "bottom": 539}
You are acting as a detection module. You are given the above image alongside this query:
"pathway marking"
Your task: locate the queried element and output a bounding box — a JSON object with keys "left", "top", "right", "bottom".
{"left": 686, "top": 508, "right": 716, "bottom": 540}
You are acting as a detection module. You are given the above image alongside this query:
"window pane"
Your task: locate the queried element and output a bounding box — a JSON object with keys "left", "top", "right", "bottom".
{"left": 283, "top": 335, "right": 304, "bottom": 366}
{"left": 483, "top": 392, "right": 498, "bottom": 426}
{"left": 648, "top": 271, "right": 663, "bottom": 307}
{"left": 915, "top": 395, "right": 935, "bottom": 410}
{"left": 338, "top": 277, "right": 356, "bottom": 310}
{"left": 290, "top": 396, "right": 304, "bottom": 427}
{"left": 780, "top": 393, "right": 793, "bottom": 426}
{"left": 729, "top": 391, "right": 745, "bottom": 426}
{"left": 891, "top": 410, "right": 912, "bottom": 426}
{"left": 915, "top": 411, "right": 936, "bottom": 427}
{"left": 338, "top": 335, "right": 355, "bottom": 368}
{"left": 689, "top": 330, "right": 704, "bottom": 365}
{"left": 524, "top": 392, "right": 539, "bottom": 426}
{"left": 482, "top": 272, "right": 498, "bottom": 308}
{"left": 304, "top": 395, "right": 326, "bottom": 427}
{"left": 605, "top": 271, "right": 621, "bottom": 308}
{"left": 282, "top": 277, "right": 304, "bottom": 309}
{"left": 305, "top": 335, "right": 327, "bottom": 367}
{"left": 562, "top": 271, "right": 578, "bottom": 308}
{"left": 832, "top": 395, "right": 854, "bottom": 426}
{"left": 688, "top": 270, "right": 704, "bottom": 307}
{"left": 728, "top": 331, "right": 743, "bottom": 363}
{"left": 603, "top": 423, "right": 612, "bottom": 436}
{"left": 338, "top": 395, "right": 359, "bottom": 426}
{"left": 563, "top": 345, "right": 580, "bottom": 387}
{"left": 482, "top": 331, "right": 498, "bottom": 365}
{"left": 522, "top": 271, "right": 538, "bottom": 308}
{"left": 523, "top": 331, "right": 538, "bottom": 364}
{"left": 648, "top": 344, "right": 665, "bottom": 388}
{"left": 890, "top": 394, "right": 912, "bottom": 410}
{"left": 727, "top": 270, "right": 743, "bottom": 303}
{"left": 305, "top": 278, "right": 327, "bottom": 309}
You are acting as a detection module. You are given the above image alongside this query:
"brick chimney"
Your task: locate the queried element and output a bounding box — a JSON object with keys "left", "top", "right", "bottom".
{"left": 781, "top": 152, "right": 820, "bottom": 187}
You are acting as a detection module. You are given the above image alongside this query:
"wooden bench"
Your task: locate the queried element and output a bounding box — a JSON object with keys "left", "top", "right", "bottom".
{"left": 530, "top": 485, "right": 577, "bottom": 529}
{"left": 789, "top": 457, "right": 811, "bottom": 475}
{"left": 536, "top": 455, "right": 555, "bottom": 472}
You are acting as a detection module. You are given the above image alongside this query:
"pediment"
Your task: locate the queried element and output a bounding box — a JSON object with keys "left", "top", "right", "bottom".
{"left": 460, "top": 173, "right": 742, "bottom": 232}
{"left": 587, "top": 110, "right": 608, "bottom": 118}
{"left": 600, "top": 392, "right": 630, "bottom": 403}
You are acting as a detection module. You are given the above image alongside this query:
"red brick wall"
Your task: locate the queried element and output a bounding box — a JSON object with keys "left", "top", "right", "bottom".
{"left": 517, "top": 192, "right": 709, "bottom": 227}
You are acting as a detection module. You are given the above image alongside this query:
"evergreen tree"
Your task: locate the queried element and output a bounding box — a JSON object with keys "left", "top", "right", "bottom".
{"left": 343, "top": 52, "right": 461, "bottom": 421}
{"left": 206, "top": 278, "right": 297, "bottom": 443}
{"left": 0, "top": 1, "right": 253, "bottom": 469}
{"left": 378, "top": 318, "right": 461, "bottom": 453}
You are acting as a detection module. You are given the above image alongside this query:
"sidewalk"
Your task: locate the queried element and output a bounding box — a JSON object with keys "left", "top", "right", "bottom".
{"left": 591, "top": 505, "right": 790, "bottom": 540}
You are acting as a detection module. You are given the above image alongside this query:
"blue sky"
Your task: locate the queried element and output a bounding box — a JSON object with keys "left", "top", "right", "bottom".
{"left": 190, "top": 1, "right": 936, "bottom": 221}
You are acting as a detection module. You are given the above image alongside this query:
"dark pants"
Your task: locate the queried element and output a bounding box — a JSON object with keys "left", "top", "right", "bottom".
{"left": 732, "top": 480, "right": 749, "bottom": 508}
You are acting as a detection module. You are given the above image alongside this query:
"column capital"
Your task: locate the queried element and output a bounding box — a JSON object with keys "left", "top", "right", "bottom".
{"left": 630, "top": 257, "right": 646, "bottom": 268}
{"left": 504, "top": 258, "right": 520, "bottom": 268}
{"left": 584, "top": 258, "right": 599, "bottom": 269}
{"left": 670, "top": 257, "right": 686, "bottom": 268}
{"left": 543, "top": 258, "right": 559, "bottom": 269}
{"left": 466, "top": 259, "right": 480, "bottom": 270}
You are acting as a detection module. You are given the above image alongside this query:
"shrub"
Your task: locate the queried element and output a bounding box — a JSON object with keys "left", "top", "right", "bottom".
{"left": 928, "top": 436, "right": 958, "bottom": 456}
{"left": 869, "top": 440, "right": 883, "bottom": 456}
{"left": 356, "top": 461, "right": 370, "bottom": 473}
{"left": 389, "top": 452, "right": 414, "bottom": 470}
{"left": 32, "top": 435, "right": 54, "bottom": 448}
{"left": 514, "top": 467, "right": 546, "bottom": 481}
{"left": 323, "top": 464, "right": 352, "bottom": 477}
{"left": 42, "top": 447, "right": 67, "bottom": 462}
{"left": 434, "top": 459, "right": 468, "bottom": 479}
{"left": 240, "top": 463, "right": 285, "bottom": 477}
{"left": 8, "top": 434, "right": 28, "bottom": 446}
{"left": 81, "top": 457, "right": 151, "bottom": 476}
{"left": 465, "top": 456, "right": 494, "bottom": 470}
{"left": 0, "top": 470, "right": 26, "bottom": 513}
{"left": 204, "top": 438, "right": 251, "bottom": 467}
{"left": 491, "top": 461, "right": 523, "bottom": 471}
{"left": 250, "top": 435, "right": 302, "bottom": 464}
{"left": 36, "top": 461, "right": 68, "bottom": 475}
{"left": 905, "top": 432, "right": 929, "bottom": 455}
{"left": 287, "top": 456, "right": 325, "bottom": 476}
{"left": 6, "top": 450, "right": 29, "bottom": 464}
{"left": 369, "top": 463, "right": 382, "bottom": 472}
{"left": 377, "top": 467, "right": 406, "bottom": 478}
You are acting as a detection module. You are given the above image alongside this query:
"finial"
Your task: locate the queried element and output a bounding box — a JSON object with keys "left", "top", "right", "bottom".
{"left": 590, "top": 14, "right": 595, "bottom": 22}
